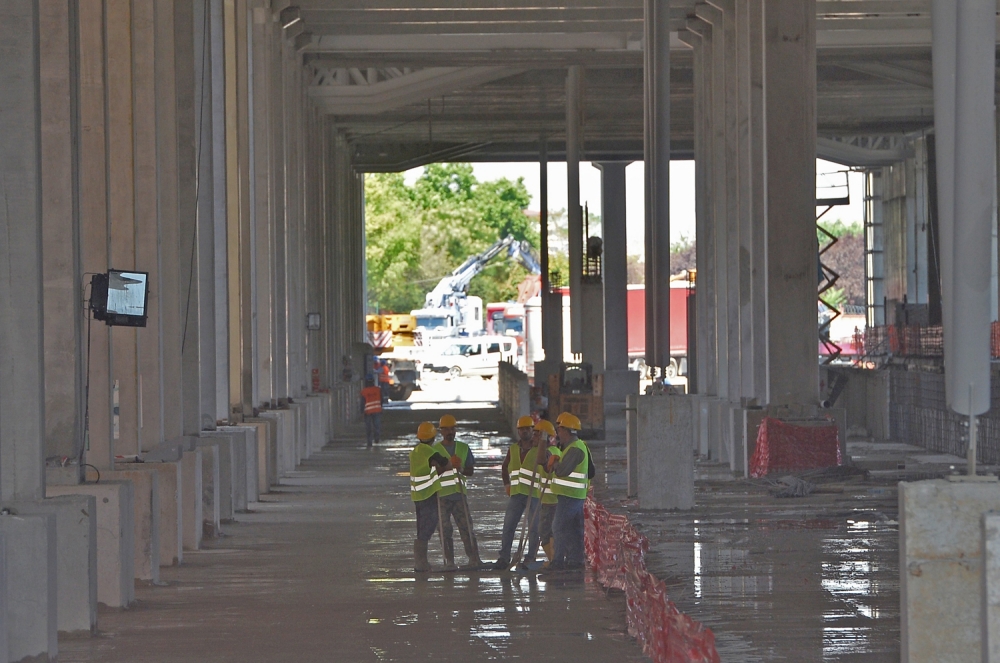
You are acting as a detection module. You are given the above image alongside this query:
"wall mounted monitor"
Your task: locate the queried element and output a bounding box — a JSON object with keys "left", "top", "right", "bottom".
{"left": 90, "top": 270, "right": 150, "bottom": 327}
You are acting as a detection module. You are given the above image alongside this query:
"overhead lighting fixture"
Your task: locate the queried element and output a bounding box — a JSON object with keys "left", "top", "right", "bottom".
{"left": 279, "top": 6, "right": 301, "bottom": 30}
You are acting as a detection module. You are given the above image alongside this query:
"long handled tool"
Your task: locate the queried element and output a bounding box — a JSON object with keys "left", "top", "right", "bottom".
{"left": 454, "top": 469, "right": 483, "bottom": 565}
{"left": 508, "top": 459, "right": 543, "bottom": 569}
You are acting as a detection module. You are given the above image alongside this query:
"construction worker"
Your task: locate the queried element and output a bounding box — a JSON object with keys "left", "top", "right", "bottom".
{"left": 410, "top": 422, "right": 450, "bottom": 572}
{"left": 521, "top": 419, "right": 560, "bottom": 570}
{"left": 359, "top": 375, "right": 383, "bottom": 448}
{"left": 432, "top": 414, "right": 483, "bottom": 569}
{"left": 377, "top": 359, "right": 392, "bottom": 400}
{"left": 541, "top": 412, "right": 591, "bottom": 572}
{"left": 491, "top": 415, "right": 538, "bottom": 570}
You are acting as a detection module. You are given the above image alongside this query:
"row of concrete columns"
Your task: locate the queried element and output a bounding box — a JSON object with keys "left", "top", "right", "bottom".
{"left": 0, "top": 1, "right": 365, "bottom": 658}
{"left": 681, "top": 0, "right": 819, "bottom": 412}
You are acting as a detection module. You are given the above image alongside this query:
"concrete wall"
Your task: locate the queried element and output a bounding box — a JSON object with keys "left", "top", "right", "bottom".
{"left": 498, "top": 361, "right": 531, "bottom": 436}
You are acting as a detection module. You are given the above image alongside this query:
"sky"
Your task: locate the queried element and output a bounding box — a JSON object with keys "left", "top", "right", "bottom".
{"left": 405, "top": 160, "right": 866, "bottom": 257}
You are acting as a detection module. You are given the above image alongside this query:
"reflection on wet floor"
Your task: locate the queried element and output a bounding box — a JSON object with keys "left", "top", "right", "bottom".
{"left": 595, "top": 443, "right": 900, "bottom": 662}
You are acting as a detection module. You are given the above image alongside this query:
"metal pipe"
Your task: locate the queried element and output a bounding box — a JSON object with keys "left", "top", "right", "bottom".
{"left": 653, "top": 0, "right": 672, "bottom": 372}
{"left": 566, "top": 65, "right": 583, "bottom": 355}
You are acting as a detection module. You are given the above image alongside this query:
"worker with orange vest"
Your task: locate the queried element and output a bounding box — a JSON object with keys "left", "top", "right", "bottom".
{"left": 359, "top": 375, "right": 383, "bottom": 448}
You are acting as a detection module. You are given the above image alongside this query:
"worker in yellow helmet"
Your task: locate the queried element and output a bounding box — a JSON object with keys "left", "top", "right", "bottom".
{"left": 538, "top": 412, "right": 593, "bottom": 575}
{"left": 431, "top": 414, "right": 483, "bottom": 569}
{"left": 490, "top": 415, "right": 538, "bottom": 570}
{"left": 520, "top": 419, "right": 560, "bottom": 570}
{"left": 409, "top": 422, "right": 450, "bottom": 572}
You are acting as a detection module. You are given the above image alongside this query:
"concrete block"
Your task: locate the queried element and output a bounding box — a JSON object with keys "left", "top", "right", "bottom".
{"left": 0, "top": 514, "right": 56, "bottom": 663}
{"left": 695, "top": 396, "right": 710, "bottom": 458}
{"left": 309, "top": 396, "right": 324, "bottom": 453}
{"left": 201, "top": 431, "right": 246, "bottom": 514}
{"left": 728, "top": 403, "right": 743, "bottom": 476}
{"left": 47, "top": 482, "right": 134, "bottom": 608}
{"left": 625, "top": 393, "right": 638, "bottom": 498}
{"left": 218, "top": 426, "right": 259, "bottom": 504}
{"left": 900, "top": 479, "right": 1000, "bottom": 662}
{"left": 983, "top": 511, "right": 1000, "bottom": 661}
{"left": 104, "top": 469, "right": 160, "bottom": 583}
{"left": 180, "top": 449, "right": 203, "bottom": 551}
{"left": 603, "top": 369, "right": 640, "bottom": 406}
{"left": 291, "top": 402, "right": 308, "bottom": 464}
{"left": 0, "top": 531, "right": 7, "bottom": 662}
{"left": 262, "top": 410, "right": 295, "bottom": 478}
{"left": 14, "top": 496, "right": 97, "bottom": 634}
{"left": 242, "top": 421, "right": 271, "bottom": 495}
{"left": 196, "top": 436, "right": 233, "bottom": 522}
{"left": 117, "top": 461, "right": 182, "bottom": 566}
{"left": 635, "top": 394, "right": 694, "bottom": 510}
{"left": 197, "top": 443, "right": 222, "bottom": 537}
{"left": 707, "top": 399, "right": 725, "bottom": 463}
{"left": 246, "top": 416, "right": 278, "bottom": 489}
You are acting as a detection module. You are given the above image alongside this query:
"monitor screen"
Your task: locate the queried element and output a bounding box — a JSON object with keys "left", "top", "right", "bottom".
{"left": 91, "top": 270, "right": 149, "bottom": 327}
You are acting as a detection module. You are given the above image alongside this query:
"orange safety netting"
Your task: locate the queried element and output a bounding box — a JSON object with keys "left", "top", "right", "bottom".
{"left": 748, "top": 417, "right": 841, "bottom": 479}
{"left": 584, "top": 498, "right": 720, "bottom": 663}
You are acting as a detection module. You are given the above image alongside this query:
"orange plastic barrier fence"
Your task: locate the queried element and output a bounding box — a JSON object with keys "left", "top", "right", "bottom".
{"left": 748, "top": 417, "right": 841, "bottom": 478}
{"left": 584, "top": 498, "right": 720, "bottom": 663}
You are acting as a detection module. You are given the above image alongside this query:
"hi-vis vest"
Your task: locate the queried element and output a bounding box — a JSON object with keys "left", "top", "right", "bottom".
{"left": 409, "top": 443, "right": 441, "bottom": 502}
{"left": 361, "top": 386, "right": 382, "bottom": 414}
{"left": 432, "top": 440, "right": 470, "bottom": 497}
{"left": 549, "top": 439, "right": 590, "bottom": 499}
{"left": 534, "top": 446, "right": 561, "bottom": 505}
{"left": 507, "top": 445, "right": 536, "bottom": 497}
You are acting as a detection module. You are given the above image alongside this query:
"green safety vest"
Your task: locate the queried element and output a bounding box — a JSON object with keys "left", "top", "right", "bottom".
{"left": 549, "top": 438, "right": 590, "bottom": 499}
{"left": 534, "top": 446, "right": 561, "bottom": 505}
{"left": 507, "top": 445, "right": 536, "bottom": 497}
{"left": 409, "top": 443, "right": 441, "bottom": 502}
{"left": 432, "top": 440, "right": 470, "bottom": 497}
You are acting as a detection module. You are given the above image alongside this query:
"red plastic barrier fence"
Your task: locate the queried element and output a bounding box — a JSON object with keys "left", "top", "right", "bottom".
{"left": 584, "top": 498, "right": 720, "bottom": 663}
{"left": 748, "top": 417, "right": 841, "bottom": 478}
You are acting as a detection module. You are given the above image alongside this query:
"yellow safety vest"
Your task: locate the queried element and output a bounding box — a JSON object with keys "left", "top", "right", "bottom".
{"left": 549, "top": 439, "right": 590, "bottom": 499}
{"left": 432, "top": 440, "right": 470, "bottom": 497}
{"left": 409, "top": 443, "right": 441, "bottom": 502}
{"left": 507, "top": 444, "right": 536, "bottom": 497}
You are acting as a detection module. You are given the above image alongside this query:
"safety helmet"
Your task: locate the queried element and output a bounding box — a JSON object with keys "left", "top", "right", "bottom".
{"left": 517, "top": 415, "right": 535, "bottom": 429}
{"left": 439, "top": 414, "right": 457, "bottom": 428}
{"left": 555, "top": 412, "right": 582, "bottom": 432}
{"left": 416, "top": 422, "right": 437, "bottom": 441}
{"left": 534, "top": 420, "right": 556, "bottom": 437}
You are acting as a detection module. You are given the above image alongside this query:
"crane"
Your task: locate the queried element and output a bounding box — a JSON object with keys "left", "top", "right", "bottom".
{"left": 412, "top": 235, "right": 541, "bottom": 339}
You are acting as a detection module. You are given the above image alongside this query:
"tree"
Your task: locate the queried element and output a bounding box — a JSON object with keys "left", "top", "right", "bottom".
{"left": 364, "top": 164, "right": 537, "bottom": 313}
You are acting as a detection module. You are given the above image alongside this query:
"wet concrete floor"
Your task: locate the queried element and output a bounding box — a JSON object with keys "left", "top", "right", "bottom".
{"left": 599, "top": 445, "right": 901, "bottom": 662}
{"left": 60, "top": 417, "right": 644, "bottom": 663}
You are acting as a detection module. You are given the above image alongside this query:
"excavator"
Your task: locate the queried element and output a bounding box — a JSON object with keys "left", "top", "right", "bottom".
{"left": 410, "top": 234, "right": 541, "bottom": 340}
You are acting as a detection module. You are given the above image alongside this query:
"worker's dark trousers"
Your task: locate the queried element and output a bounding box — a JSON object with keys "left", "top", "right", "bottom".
{"left": 439, "top": 495, "right": 478, "bottom": 562}
{"left": 496, "top": 493, "right": 537, "bottom": 563}
{"left": 414, "top": 496, "right": 439, "bottom": 542}
{"left": 552, "top": 496, "right": 585, "bottom": 568}
{"left": 525, "top": 503, "right": 555, "bottom": 562}
{"left": 364, "top": 412, "right": 381, "bottom": 446}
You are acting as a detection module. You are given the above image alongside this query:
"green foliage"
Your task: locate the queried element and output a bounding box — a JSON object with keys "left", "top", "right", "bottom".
{"left": 822, "top": 285, "right": 847, "bottom": 312}
{"left": 818, "top": 219, "right": 862, "bottom": 243}
{"left": 365, "top": 164, "right": 537, "bottom": 313}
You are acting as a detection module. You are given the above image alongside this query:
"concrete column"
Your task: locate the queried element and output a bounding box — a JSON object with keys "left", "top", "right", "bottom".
{"left": 155, "top": 0, "right": 186, "bottom": 446}
{"left": 270, "top": 31, "right": 289, "bottom": 401}
{"left": 682, "top": 22, "right": 719, "bottom": 399}
{"left": 250, "top": 2, "right": 274, "bottom": 404}
{"left": 0, "top": 0, "right": 46, "bottom": 502}
{"left": 194, "top": 0, "right": 219, "bottom": 431}
{"left": 78, "top": 0, "right": 114, "bottom": 469}
{"left": 695, "top": 5, "right": 731, "bottom": 404}
{"left": 764, "top": 0, "right": 818, "bottom": 406}
{"left": 932, "top": 0, "right": 996, "bottom": 415}
{"left": 745, "top": 0, "right": 768, "bottom": 402}
{"left": 650, "top": 0, "right": 672, "bottom": 372}
{"left": 566, "top": 65, "right": 583, "bottom": 355}
{"left": 132, "top": 0, "right": 164, "bottom": 455}
{"left": 40, "top": 0, "right": 84, "bottom": 472}
{"left": 107, "top": 0, "right": 141, "bottom": 457}
{"left": 597, "top": 162, "right": 629, "bottom": 372}
{"left": 174, "top": 1, "right": 201, "bottom": 437}
{"left": 209, "top": 0, "right": 229, "bottom": 424}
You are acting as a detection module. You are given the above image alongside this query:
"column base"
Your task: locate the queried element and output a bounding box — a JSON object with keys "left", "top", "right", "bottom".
{"left": 0, "top": 513, "right": 56, "bottom": 662}
{"left": 47, "top": 481, "right": 134, "bottom": 608}
{"left": 630, "top": 393, "right": 695, "bottom": 510}
{"left": 14, "top": 496, "right": 97, "bottom": 635}
{"left": 103, "top": 469, "right": 160, "bottom": 583}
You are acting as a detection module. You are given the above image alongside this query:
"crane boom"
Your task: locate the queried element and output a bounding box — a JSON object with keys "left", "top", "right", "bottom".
{"left": 423, "top": 234, "right": 540, "bottom": 309}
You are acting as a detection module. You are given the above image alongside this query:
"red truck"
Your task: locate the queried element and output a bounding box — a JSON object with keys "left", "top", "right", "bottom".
{"left": 626, "top": 283, "right": 694, "bottom": 378}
